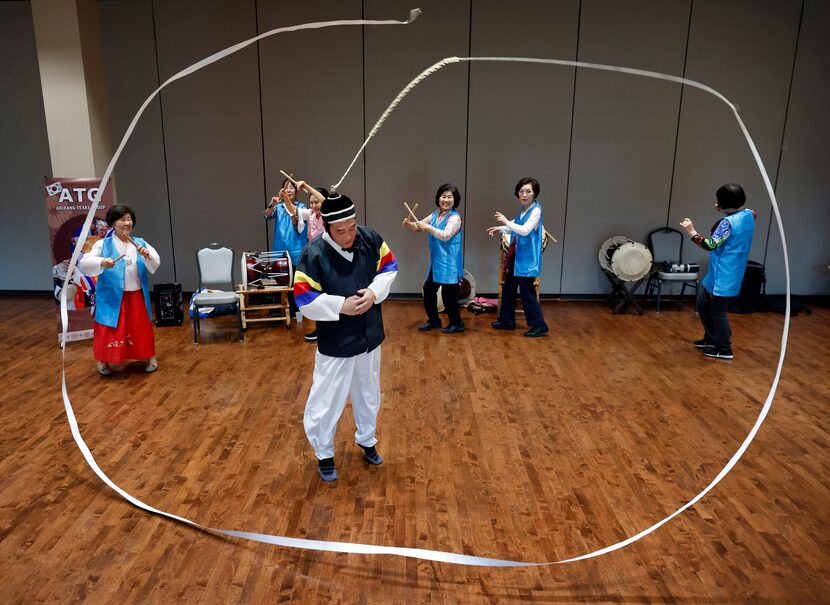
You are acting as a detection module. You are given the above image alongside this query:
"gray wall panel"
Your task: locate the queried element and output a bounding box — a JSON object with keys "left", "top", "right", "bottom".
{"left": 256, "top": 0, "right": 365, "bottom": 240}
{"left": 561, "top": 0, "right": 691, "bottom": 294}
{"left": 154, "top": 0, "right": 264, "bottom": 290}
{"left": 363, "top": 0, "right": 470, "bottom": 293}
{"left": 465, "top": 0, "right": 579, "bottom": 295}
{"left": 0, "top": 2, "right": 53, "bottom": 291}
{"left": 99, "top": 0, "right": 174, "bottom": 285}
{"left": 669, "top": 0, "right": 802, "bottom": 281}
{"left": 766, "top": 0, "right": 830, "bottom": 295}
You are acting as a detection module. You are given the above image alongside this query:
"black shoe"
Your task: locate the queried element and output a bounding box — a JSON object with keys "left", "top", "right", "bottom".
{"left": 318, "top": 458, "right": 337, "bottom": 481}
{"left": 304, "top": 329, "right": 318, "bottom": 342}
{"left": 359, "top": 444, "right": 383, "bottom": 465}
{"left": 418, "top": 320, "right": 442, "bottom": 331}
{"left": 491, "top": 320, "right": 516, "bottom": 330}
{"left": 693, "top": 338, "right": 714, "bottom": 349}
{"left": 442, "top": 323, "right": 465, "bottom": 334}
{"left": 703, "top": 347, "right": 733, "bottom": 360}
{"left": 524, "top": 325, "right": 549, "bottom": 338}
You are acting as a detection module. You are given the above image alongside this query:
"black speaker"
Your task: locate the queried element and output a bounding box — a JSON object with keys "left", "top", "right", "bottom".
{"left": 154, "top": 283, "right": 183, "bottom": 326}
{"left": 729, "top": 261, "right": 765, "bottom": 314}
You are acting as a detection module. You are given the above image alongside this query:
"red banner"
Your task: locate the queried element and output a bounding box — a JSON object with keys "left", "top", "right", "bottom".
{"left": 46, "top": 177, "right": 114, "bottom": 342}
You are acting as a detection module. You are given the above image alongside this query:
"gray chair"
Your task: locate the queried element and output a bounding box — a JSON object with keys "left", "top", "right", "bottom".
{"left": 645, "top": 227, "right": 699, "bottom": 313}
{"left": 192, "top": 243, "right": 243, "bottom": 343}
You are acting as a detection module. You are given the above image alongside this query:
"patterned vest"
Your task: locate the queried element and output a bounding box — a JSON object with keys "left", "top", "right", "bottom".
{"left": 297, "top": 227, "right": 386, "bottom": 358}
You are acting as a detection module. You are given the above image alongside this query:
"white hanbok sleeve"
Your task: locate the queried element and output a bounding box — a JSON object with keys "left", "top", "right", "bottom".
{"left": 296, "top": 207, "right": 313, "bottom": 234}
{"left": 78, "top": 239, "right": 106, "bottom": 276}
{"left": 366, "top": 270, "right": 396, "bottom": 304}
{"left": 142, "top": 242, "right": 161, "bottom": 274}
{"left": 298, "top": 292, "right": 346, "bottom": 321}
{"left": 426, "top": 213, "right": 461, "bottom": 242}
{"left": 504, "top": 207, "right": 541, "bottom": 237}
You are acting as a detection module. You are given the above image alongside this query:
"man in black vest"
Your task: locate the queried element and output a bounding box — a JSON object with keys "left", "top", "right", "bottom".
{"left": 293, "top": 193, "right": 398, "bottom": 481}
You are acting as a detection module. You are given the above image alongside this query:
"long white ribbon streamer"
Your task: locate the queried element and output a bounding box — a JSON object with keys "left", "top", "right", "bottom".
{"left": 59, "top": 23, "right": 790, "bottom": 567}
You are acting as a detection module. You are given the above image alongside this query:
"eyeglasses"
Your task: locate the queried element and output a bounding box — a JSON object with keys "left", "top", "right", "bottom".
{"left": 518, "top": 189, "right": 534, "bottom": 195}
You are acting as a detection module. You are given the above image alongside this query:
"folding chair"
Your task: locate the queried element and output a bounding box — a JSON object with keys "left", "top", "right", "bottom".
{"left": 644, "top": 227, "right": 699, "bottom": 313}
{"left": 192, "top": 243, "right": 243, "bottom": 344}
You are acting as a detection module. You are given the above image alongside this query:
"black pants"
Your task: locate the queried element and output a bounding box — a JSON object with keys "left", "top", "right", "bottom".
{"left": 696, "top": 286, "right": 733, "bottom": 349}
{"left": 499, "top": 273, "right": 547, "bottom": 328}
{"left": 423, "top": 272, "right": 461, "bottom": 327}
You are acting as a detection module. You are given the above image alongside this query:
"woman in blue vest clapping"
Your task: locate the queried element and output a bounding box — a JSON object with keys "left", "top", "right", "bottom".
{"left": 79, "top": 204, "right": 161, "bottom": 375}
{"left": 403, "top": 183, "right": 465, "bottom": 334}
{"left": 487, "top": 177, "right": 549, "bottom": 337}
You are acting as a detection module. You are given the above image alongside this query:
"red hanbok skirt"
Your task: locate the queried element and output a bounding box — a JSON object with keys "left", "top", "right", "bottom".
{"left": 93, "top": 290, "right": 155, "bottom": 363}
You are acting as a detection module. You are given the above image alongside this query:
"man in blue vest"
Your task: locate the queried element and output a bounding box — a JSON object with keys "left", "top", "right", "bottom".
{"left": 680, "top": 183, "right": 756, "bottom": 360}
{"left": 293, "top": 193, "right": 398, "bottom": 481}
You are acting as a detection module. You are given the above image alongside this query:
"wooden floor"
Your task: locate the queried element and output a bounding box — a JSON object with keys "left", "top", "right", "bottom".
{"left": 1, "top": 295, "right": 829, "bottom": 604}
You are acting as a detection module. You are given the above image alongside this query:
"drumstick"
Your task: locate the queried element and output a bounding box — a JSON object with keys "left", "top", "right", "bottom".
{"left": 279, "top": 169, "right": 296, "bottom": 184}
{"left": 112, "top": 253, "right": 126, "bottom": 263}
{"left": 403, "top": 202, "right": 420, "bottom": 222}
{"left": 544, "top": 228, "right": 558, "bottom": 244}
{"left": 280, "top": 169, "right": 312, "bottom": 193}
{"left": 126, "top": 235, "right": 151, "bottom": 258}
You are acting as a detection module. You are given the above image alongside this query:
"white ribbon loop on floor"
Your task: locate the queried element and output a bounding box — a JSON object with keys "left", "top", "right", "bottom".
{"left": 59, "top": 11, "right": 790, "bottom": 568}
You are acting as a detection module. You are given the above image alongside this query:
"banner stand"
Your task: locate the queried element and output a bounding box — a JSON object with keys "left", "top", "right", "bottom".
{"left": 45, "top": 177, "right": 113, "bottom": 343}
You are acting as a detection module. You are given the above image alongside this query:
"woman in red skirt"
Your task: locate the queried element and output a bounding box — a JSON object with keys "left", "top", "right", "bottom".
{"left": 79, "top": 204, "right": 161, "bottom": 376}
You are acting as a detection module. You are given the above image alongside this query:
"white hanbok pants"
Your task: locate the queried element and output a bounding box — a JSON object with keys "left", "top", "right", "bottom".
{"left": 304, "top": 346, "right": 382, "bottom": 460}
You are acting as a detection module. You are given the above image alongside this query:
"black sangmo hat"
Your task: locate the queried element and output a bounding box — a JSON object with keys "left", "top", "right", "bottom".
{"left": 320, "top": 193, "right": 356, "bottom": 224}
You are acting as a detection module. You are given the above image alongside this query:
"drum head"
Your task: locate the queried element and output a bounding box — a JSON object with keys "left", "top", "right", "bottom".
{"left": 458, "top": 269, "right": 475, "bottom": 305}
{"left": 598, "top": 236, "right": 632, "bottom": 272}
{"left": 500, "top": 232, "right": 511, "bottom": 254}
{"left": 610, "top": 242, "right": 653, "bottom": 281}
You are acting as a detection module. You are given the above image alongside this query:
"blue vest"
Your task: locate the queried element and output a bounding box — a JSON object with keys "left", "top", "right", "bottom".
{"left": 427, "top": 209, "right": 463, "bottom": 284}
{"left": 94, "top": 236, "right": 152, "bottom": 328}
{"left": 702, "top": 208, "right": 755, "bottom": 297}
{"left": 271, "top": 202, "right": 308, "bottom": 265}
{"left": 509, "top": 202, "right": 543, "bottom": 277}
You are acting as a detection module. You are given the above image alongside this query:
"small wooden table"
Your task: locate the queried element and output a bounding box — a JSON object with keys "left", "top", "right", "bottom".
{"left": 235, "top": 285, "right": 292, "bottom": 329}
